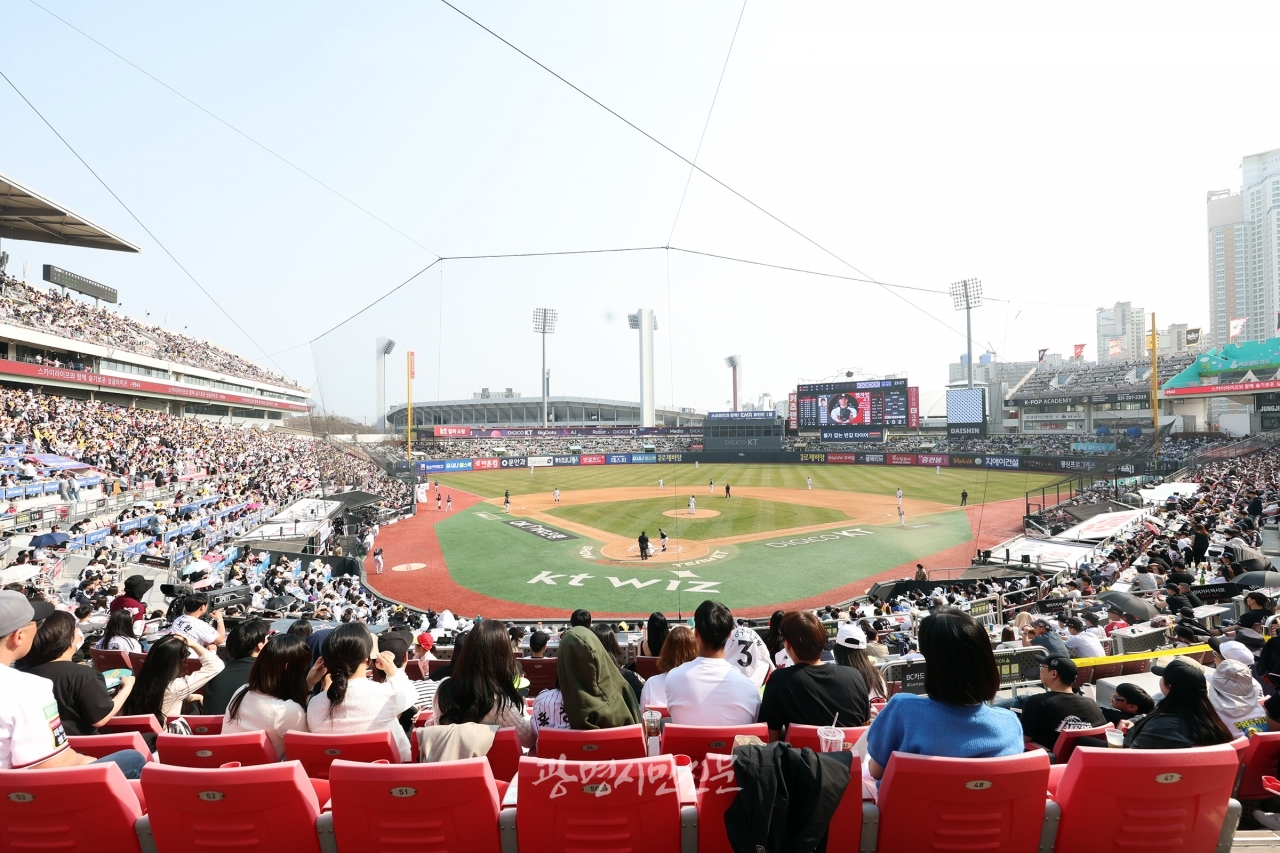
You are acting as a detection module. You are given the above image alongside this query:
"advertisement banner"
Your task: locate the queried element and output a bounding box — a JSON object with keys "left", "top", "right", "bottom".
{"left": 826, "top": 453, "right": 858, "bottom": 464}
{"left": 434, "top": 426, "right": 470, "bottom": 437}
{"left": 552, "top": 455, "right": 579, "bottom": 466}
{"left": 414, "top": 460, "right": 447, "bottom": 474}
{"left": 947, "top": 423, "right": 987, "bottom": 438}
{"left": 1071, "top": 442, "right": 1117, "bottom": 453}
{"left": 1024, "top": 457, "right": 1060, "bottom": 472}
{"left": 656, "top": 453, "right": 683, "bottom": 463}
{"left": 917, "top": 453, "right": 948, "bottom": 467}
{"left": 857, "top": 453, "right": 887, "bottom": 464}
{"left": 818, "top": 428, "right": 885, "bottom": 442}
{"left": 985, "top": 455, "right": 1021, "bottom": 470}
{"left": 907, "top": 386, "right": 920, "bottom": 429}
{"left": 472, "top": 457, "right": 501, "bottom": 470}
{"left": 788, "top": 392, "right": 798, "bottom": 431}
{"left": 629, "top": 453, "right": 657, "bottom": 464}
{"left": 605, "top": 454, "right": 630, "bottom": 465}
{"left": 527, "top": 456, "right": 554, "bottom": 468}
{"left": 1056, "top": 458, "right": 1098, "bottom": 472}
{"left": 457, "top": 426, "right": 701, "bottom": 437}
{"left": 443, "top": 459, "right": 473, "bottom": 472}
{"left": 949, "top": 454, "right": 985, "bottom": 468}
{"left": 799, "top": 452, "right": 827, "bottom": 463}
{"left": 499, "top": 457, "right": 528, "bottom": 468}
{"left": 887, "top": 454, "right": 916, "bottom": 466}
{"left": 579, "top": 454, "right": 606, "bottom": 466}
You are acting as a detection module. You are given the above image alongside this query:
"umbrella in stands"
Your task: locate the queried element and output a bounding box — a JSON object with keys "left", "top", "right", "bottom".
{"left": 1100, "top": 590, "right": 1160, "bottom": 621}
{"left": 29, "top": 531, "right": 70, "bottom": 549}
{"left": 1231, "top": 570, "right": 1280, "bottom": 590}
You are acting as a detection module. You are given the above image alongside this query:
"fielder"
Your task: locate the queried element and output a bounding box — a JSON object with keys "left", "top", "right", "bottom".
{"left": 553, "top": 488, "right": 560, "bottom": 503}
{"left": 688, "top": 495, "right": 696, "bottom": 515}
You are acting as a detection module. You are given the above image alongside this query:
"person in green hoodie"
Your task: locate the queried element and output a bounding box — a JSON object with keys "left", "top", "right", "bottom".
{"left": 557, "top": 626, "right": 640, "bottom": 730}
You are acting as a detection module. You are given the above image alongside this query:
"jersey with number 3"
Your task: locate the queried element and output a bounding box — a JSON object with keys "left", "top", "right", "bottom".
{"left": 723, "top": 625, "right": 772, "bottom": 686}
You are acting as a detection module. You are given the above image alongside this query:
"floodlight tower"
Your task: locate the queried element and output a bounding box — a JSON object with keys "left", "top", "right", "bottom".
{"left": 725, "top": 355, "right": 742, "bottom": 411}
{"left": 375, "top": 337, "right": 395, "bottom": 433}
{"left": 949, "top": 279, "right": 982, "bottom": 389}
{"left": 628, "top": 309, "right": 658, "bottom": 428}
{"left": 532, "top": 308, "right": 558, "bottom": 427}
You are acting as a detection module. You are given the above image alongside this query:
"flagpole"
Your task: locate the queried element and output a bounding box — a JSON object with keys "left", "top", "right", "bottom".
{"left": 1151, "top": 313, "right": 1159, "bottom": 470}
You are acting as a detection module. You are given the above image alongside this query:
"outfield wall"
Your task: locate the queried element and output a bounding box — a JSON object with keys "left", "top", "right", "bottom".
{"left": 393, "top": 450, "right": 1159, "bottom": 476}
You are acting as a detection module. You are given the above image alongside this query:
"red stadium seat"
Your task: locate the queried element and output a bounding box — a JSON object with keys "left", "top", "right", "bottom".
{"left": 427, "top": 658, "right": 450, "bottom": 677}
{"left": 101, "top": 714, "right": 164, "bottom": 736}
{"left": 515, "top": 754, "right": 696, "bottom": 853}
{"left": 89, "top": 648, "right": 132, "bottom": 672}
{"left": 485, "top": 727, "right": 523, "bottom": 784}
{"left": 139, "top": 761, "right": 330, "bottom": 853}
{"left": 404, "top": 659, "right": 425, "bottom": 681}
{"left": 784, "top": 724, "right": 867, "bottom": 753}
{"left": 328, "top": 757, "right": 504, "bottom": 853}
{"left": 1120, "top": 659, "right": 1150, "bottom": 675}
{"left": 156, "top": 731, "right": 277, "bottom": 768}
{"left": 1052, "top": 723, "right": 1112, "bottom": 765}
{"left": 535, "top": 724, "right": 647, "bottom": 761}
{"left": 871, "top": 750, "right": 1053, "bottom": 853}
{"left": 0, "top": 763, "right": 147, "bottom": 853}
{"left": 1090, "top": 662, "right": 1122, "bottom": 681}
{"left": 168, "top": 714, "right": 223, "bottom": 735}
{"left": 660, "top": 723, "right": 769, "bottom": 767}
{"left": 1052, "top": 744, "right": 1241, "bottom": 853}
{"left": 285, "top": 731, "right": 400, "bottom": 780}
{"left": 68, "top": 732, "right": 154, "bottom": 762}
{"left": 634, "top": 655, "right": 661, "bottom": 680}
{"left": 518, "top": 657, "right": 557, "bottom": 698}
{"left": 1071, "top": 666, "right": 1094, "bottom": 689}
{"left": 1235, "top": 731, "right": 1280, "bottom": 800}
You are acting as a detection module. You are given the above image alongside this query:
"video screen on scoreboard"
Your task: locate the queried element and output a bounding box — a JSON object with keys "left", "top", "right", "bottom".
{"left": 796, "top": 378, "right": 909, "bottom": 428}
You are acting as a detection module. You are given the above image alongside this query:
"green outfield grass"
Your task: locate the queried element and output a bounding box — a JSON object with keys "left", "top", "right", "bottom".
{"left": 432, "top": 463, "right": 1059, "bottom": 505}
{"left": 545, "top": 495, "right": 847, "bottom": 541}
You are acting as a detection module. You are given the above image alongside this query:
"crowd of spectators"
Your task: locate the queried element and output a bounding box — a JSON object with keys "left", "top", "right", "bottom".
{"left": 0, "top": 273, "right": 304, "bottom": 391}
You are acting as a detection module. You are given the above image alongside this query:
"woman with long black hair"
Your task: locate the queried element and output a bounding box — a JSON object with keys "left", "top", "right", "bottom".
{"left": 306, "top": 623, "right": 416, "bottom": 762}
{"left": 762, "top": 610, "right": 786, "bottom": 664}
{"left": 121, "top": 632, "right": 223, "bottom": 725}
{"left": 1123, "top": 658, "right": 1235, "bottom": 749}
{"left": 224, "top": 634, "right": 323, "bottom": 758}
{"left": 638, "top": 612, "right": 668, "bottom": 658}
{"left": 429, "top": 619, "right": 533, "bottom": 748}
{"left": 96, "top": 608, "right": 143, "bottom": 654}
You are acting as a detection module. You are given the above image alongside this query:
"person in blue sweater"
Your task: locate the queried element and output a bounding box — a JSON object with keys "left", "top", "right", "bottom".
{"left": 867, "top": 607, "right": 1023, "bottom": 779}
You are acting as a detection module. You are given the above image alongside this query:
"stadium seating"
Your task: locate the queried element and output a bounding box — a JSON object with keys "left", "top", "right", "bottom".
{"left": 1051, "top": 744, "right": 1240, "bottom": 853}
{"left": 0, "top": 763, "right": 148, "bottom": 853}
{"left": 139, "top": 761, "right": 332, "bottom": 853}
{"left": 518, "top": 658, "right": 557, "bottom": 698}
{"left": 67, "top": 732, "right": 155, "bottom": 763}
{"left": 513, "top": 754, "right": 696, "bottom": 853}
{"left": 634, "top": 655, "right": 661, "bottom": 679}
{"left": 328, "top": 757, "right": 505, "bottom": 853}
{"left": 155, "top": 731, "right": 277, "bottom": 769}
{"left": 784, "top": 724, "right": 867, "bottom": 753}
{"left": 1051, "top": 724, "right": 1112, "bottom": 764}
{"left": 90, "top": 648, "right": 133, "bottom": 672}
{"left": 1235, "top": 731, "right": 1280, "bottom": 800}
{"left": 534, "top": 724, "right": 647, "bottom": 761}
{"left": 168, "top": 715, "right": 223, "bottom": 735}
{"left": 485, "top": 727, "right": 523, "bottom": 784}
{"left": 869, "top": 750, "right": 1054, "bottom": 853}
{"left": 102, "top": 714, "right": 164, "bottom": 736}
{"left": 404, "top": 659, "right": 425, "bottom": 681}
{"left": 659, "top": 723, "right": 769, "bottom": 767}
{"left": 284, "top": 731, "right": 400, "bottom": 780}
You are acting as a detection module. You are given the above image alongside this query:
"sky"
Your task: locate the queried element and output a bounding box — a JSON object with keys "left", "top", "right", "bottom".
{"left": 3, "top": 1, "right": 1280, "bottom": 421}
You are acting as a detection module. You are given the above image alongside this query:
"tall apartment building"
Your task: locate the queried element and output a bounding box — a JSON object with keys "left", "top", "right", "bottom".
{"left": 1207, "top": 148, "right": 1280, "bottom": 347}
{"left": 1096, "top": 302, "right": 1148, "bottom": 363}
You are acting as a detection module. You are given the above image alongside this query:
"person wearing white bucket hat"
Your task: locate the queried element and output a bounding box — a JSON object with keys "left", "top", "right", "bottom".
{"left": 1208, "top": 659, "right": 1268, "bottom": 738}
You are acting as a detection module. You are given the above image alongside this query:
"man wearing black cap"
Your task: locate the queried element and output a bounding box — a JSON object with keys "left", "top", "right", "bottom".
{"left": 0, "top": 591, "right": 146, "bottom": 777}
{"left": 1234, "top": 610, "right": 1268, "bottom": 655}
{"left": 1100, "top": 682, "right": 1155, "bottom": 725}
{"left": 1020, "top": 651, "right": 1107, "bottom": 751}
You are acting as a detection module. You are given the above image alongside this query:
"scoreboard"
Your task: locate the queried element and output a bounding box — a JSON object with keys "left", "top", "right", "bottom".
{"left": 796, "top": 378, "right": 912, "bottom": 429}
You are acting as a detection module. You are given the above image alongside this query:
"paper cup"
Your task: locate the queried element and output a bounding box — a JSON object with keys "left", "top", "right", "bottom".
{"left": 1105, "top": 729, "right": 1125, "bottom": 749}
{"left": 642, "top": 710, "right": 662, "bottom": 738}
{"left": 817, "top": 726, "right": 844, "bottom": 753}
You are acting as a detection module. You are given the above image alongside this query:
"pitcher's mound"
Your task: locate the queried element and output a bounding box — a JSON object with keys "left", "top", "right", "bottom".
{"left": 662, "top": 508, "right": 721, "bottom": 519}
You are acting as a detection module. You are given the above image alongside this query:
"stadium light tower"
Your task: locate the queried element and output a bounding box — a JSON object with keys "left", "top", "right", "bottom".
{"left": 949, "top": 279, "right": 982, "bottom": 389}
{"left": 375, "top": 337, "right": 395, "bottom": 433}
{"left": 725, "top": 355, "right": 742, "bottom": 411}
{"left": 532, "top": 308, "right": 558, "bottom": 427}
{"left": 628, "top": 309, "right": 658, "bottom": 428}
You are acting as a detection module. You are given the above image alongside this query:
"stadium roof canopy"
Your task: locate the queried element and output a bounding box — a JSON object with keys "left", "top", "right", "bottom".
{"left": 0, "top": 172, "right": 140, "bottom": 253}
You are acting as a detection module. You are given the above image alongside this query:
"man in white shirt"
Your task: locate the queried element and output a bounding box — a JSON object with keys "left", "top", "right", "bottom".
{"left": 1062, "top": 618, "right": 1105, "bottom": 658}
{"left": 664, "top": 600, "right": 761, "bottom": 726}
{"left": 0, "top": 591, "right": 146, "bottom": 777}
{"left": 170, "top": 591, "right": 225, "bottom": 652}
